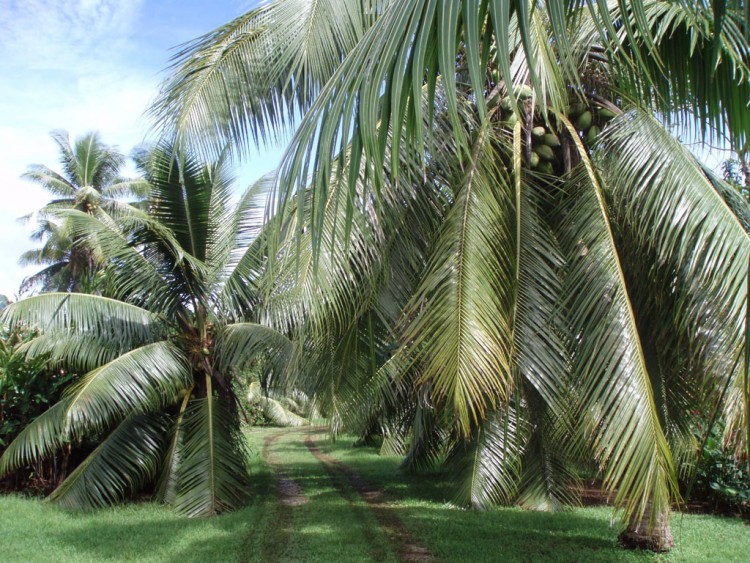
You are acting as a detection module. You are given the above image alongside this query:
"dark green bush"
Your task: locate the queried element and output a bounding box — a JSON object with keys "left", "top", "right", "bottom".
{"left": 691, "top": 421, "right": 750, "bottom": 513}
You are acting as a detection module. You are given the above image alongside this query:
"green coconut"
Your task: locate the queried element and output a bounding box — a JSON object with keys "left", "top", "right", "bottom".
{"left": 500, "top": 96, "right": 514, "bottom": 112}
{"left": 503, "top": 112, "right": 519, "bottom": 127}
{"left": 567, "top": 103, "right": 587, "bottom": 118}
{"left": 598, "top": 107, "right": 617, "bottom": 120}
{"left": 538, "top": 161, "right": 554, "bottom": 175}
{"left": 575, "top": 110, "right": 593, "bottom": 131}
{"left": 529, "top": 151, "right": 541, "bottom": 168}
{"left": 543, "top": 133, "right": 561, "bottom": 147}
{"left": 532, "top": 126, "right": 547, "bottom": 139}
{"left": 533, "top": 144, "right": 555, "bottom": 161}
{"left": 586, "top": 125, "right": 601, "bottom": 145}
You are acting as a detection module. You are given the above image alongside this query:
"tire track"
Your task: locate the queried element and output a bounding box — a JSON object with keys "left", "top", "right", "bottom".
{"left": 258, "top": 429, "right": 308, "bottom": 562}
{"left": 303, "top": 430, "right": 435, "bottom": 562}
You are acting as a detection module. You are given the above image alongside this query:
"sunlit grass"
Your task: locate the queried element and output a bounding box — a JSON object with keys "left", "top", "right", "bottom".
{"left": 1, "top": 427, "right": 748, "bottom": 562}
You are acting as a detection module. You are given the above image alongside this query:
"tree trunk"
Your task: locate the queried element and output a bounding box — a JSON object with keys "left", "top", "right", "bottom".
{"left": 618, "top": 502, "right": 674, "bottom": 552}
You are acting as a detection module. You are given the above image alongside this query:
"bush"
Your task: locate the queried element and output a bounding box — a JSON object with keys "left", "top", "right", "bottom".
{"left": 0, "top": 326, "right": 73, "bottom": 491}
{"left": 691, "top": 421, "right": 750, "bottom": 514}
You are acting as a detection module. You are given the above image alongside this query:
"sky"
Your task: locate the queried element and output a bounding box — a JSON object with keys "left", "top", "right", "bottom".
{"left": 0, "top": 0, "right": 286, "bottom": 298}
{"left": 0, "top": 1, "right": 737, "bottom": 298}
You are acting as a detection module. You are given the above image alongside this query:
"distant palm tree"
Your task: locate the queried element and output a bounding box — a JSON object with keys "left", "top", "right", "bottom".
{"left": 20, "top": 130, "right": 148, "bottom": 293}
{"left": 151, "top": 0, "right": 749, "bottom": 550}
{"left": 0, "top": 143, "right": 290, "bottom": 517}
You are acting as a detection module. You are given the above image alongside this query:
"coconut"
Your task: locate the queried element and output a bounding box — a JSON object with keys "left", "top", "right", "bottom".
{"left": 514, "top": 84, "right": 533, "bottom": 100}
{"left": 575, "top": 110, "right": 593, "bottom": 131}
{"left": 533, "top": 144, "right": 555, "bottom": 161}
{"left": 532, "top": 126, "right": 547, "bottom": 139}
{"left": 586, "top": 125, "right": 600, "bottom": 145}
{"left": 529, "top": 152, "right": 541, "bottom": 168}
{"left": 500, "top": 96, "right": 514, "bottom": 112}
{"left": 538, "top": 161, "right": 554, "bottom": 175}
{"left": 543, "top": 133, "right": 561, "bottom": 147}
{"left": 567, "top": 102, "right": 587, "bottom": 118}
{"left": 598, "top": 107, "right": 617, "bottom": 120}
{"left": 503, "top": 112, "right": 519, "bottom": 127}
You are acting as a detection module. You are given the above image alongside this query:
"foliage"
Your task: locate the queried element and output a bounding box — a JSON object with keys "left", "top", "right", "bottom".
{"left": 0, "top": 144, "right": 291, "bottom": 516}
{"left": 690, "top": 420, "right": 750, "bottom": 513}
{"left": 0, "top": 325, "right": 73, "bottom": 490}
{"left": 19, "top": 131, "right": 148, "bottom": 294}
{"left": 151, "top": 0, "right": 750, "bottom": 545}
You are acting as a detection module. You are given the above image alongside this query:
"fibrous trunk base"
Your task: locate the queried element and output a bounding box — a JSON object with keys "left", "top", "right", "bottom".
{"left": 618, "top": 508, "right": 674, "bottom": 553}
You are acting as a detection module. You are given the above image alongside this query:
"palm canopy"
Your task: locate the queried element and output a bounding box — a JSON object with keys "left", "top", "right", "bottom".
{"left": 150, "top": 0, "right": 750, "bottom": 541}
{"left": 21, "top": 130, "right": 147, "bottom": 218}
{"left": 19, "top": 130, "right": 150, "bottom": 293}
{"left": 0, "top": 143, "right": 291, "bottom": 516}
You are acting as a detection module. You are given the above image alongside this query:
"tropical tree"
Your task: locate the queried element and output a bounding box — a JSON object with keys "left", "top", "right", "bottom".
{"left": 151, "top": 0, "right": 750, "bottom": 550}
{"left": 19, "top": 130, "right": 148, "bottom": 293}
{"left": 0, "top": 143, "right": 290, "bottom": 517}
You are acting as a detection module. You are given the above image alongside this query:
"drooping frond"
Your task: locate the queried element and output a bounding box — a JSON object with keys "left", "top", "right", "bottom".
{"left": 596, "top": 110, "right": 750, "bottom": 457}
{"left": 1, "top": 293, "right": 165, "bottom": 346}
{"left": 558, "top": 115, "right": 678, "bottom": 524}
{"left": 48, "top": 413, "right": 169, "bottom": 510}
{"left": 170, "top": 388, "right": 250, "bottom": 517}
{"left": 0, "top": 399, "right": 74, "bottom": 477}
{"left": 151, "top": 0, "right": 384, "bottom": 154}
{"left": 19, "top": 331, "right": 144, "bottom": 373}
{"left": 60, "top": 341, "right": 190, "bottom": 431}
{"left": 400, "top": 130, "right": 515, "bottom": 436}
{"left": 453, "top": 404, "right": 526, "bottom": 509}
{"left": 218, "top": 322, "right": 292, "bottom": 373}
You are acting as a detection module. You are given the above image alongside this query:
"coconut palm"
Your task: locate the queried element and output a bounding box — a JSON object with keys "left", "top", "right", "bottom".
{"left": 20, "top": 130, "right": 148, "bottom": 293}
{"left": 152, "top": 0, "right": 750, "bottom": 549}
{"left": 0, "top": 143, "right": 291, "bottom": 517}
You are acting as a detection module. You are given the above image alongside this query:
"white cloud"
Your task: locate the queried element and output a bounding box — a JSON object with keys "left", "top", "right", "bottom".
{"left": 0, "top": 0, "right": 144, "bottom": 71}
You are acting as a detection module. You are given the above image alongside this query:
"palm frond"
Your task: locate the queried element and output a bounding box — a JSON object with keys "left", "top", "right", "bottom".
{"left": 170, "top": 386, "right": 250, "bottom": 517}
{"left": 0, "top": 399, "right": 73, "bottom": 477}
{"left": 453, "top": 404, "right": 525, "bottom": 509}
{"left": 151, "top": 0, "right": 381, "bottom": 154}
{"left": 596, "top": 110, "right": 750, "bottom": 457}
{"left": 400, "top": 129, "right": 515, "bottom": 436}
{"left": 1, "top": 293, "right": 165, "bottom": 346}
{"left": 61, "top": 341, "right": 190, "bottom": 431}
{"left": 558, "top": 114, "right": 678, "bottom": 524}
{"left": 48, "top": 413, "right": 169, "bottom": 510}
{"left": 217, "top": 322, "right": 292, "bottom": 373}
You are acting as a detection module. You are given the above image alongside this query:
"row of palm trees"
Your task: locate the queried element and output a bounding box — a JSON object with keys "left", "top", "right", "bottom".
{"left": 1, "top": 0, "right": 749, "bottom": 552}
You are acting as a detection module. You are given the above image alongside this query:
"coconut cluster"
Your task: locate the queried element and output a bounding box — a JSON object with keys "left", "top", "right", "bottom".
{"left": 492, "top": 87, "right": 618, "bottom": 174}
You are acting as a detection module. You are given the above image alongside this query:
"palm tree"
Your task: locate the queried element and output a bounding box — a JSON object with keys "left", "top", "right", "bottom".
{"left": 20, "top": 130, "right": 148, "bottom": 293}
{"left": 0, "top": 143, "right": 290, "bottom": 517}
{"left": 151, "top": 0, "right": 750, "bottom": 549}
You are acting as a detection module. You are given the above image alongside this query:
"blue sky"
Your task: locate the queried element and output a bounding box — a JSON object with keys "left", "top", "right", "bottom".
{"left": 0, "top": 0, "right": 286, "bottom": 297}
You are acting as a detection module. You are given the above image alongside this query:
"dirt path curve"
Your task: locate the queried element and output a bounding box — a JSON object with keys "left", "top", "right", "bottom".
{"left": 302, "top": 429, "right": 435, "bottom": 562}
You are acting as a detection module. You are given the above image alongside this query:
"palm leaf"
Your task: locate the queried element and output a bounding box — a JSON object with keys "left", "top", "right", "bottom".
{"left": 400, "top": 129, "right": 515, "bottom": 436}
{"left": 0, "top": 399, "right": 74, "bottom": 477}
{"left": 60, "top": 341, "right": 191, "bottom": 431}
{"left": 170, "top": 384, "right": 250, "bottom": 517}
{"left": 558, "top": 114, "right": 678, "bottom": 525}
{"left": 48, "top": 413, "right": 169, "bottom": 510}
{"left": 1, "top": 293, "right": 165, "bottom": 347}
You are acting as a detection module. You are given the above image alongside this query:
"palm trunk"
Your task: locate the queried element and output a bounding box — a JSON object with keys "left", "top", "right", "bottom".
{"left": 618, "top": 501, "right": 674, "bottom": 552}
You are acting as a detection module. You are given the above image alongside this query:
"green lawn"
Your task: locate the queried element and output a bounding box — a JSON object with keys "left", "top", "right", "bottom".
{"left": 1, "top": 427, "right": 748, "bottom": 562}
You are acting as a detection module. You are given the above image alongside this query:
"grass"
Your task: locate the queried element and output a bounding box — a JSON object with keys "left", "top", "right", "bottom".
{"left": 1, "top": 426, "right": 748, "bottom": 562}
